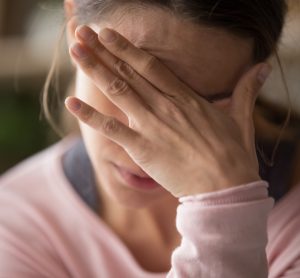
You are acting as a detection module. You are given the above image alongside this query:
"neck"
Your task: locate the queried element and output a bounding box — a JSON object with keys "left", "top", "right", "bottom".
{"left": 97, "top": 184, "right": 180, "bottom": 248}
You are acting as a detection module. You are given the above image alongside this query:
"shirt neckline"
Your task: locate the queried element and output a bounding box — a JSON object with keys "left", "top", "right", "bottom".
{"left": 47, "top": 136, "right": 167, "bottom": 277}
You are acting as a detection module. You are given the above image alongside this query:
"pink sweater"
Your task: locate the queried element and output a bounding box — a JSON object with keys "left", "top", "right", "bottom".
{"left": 0, "top": 137, "right": 299, "bottom": 278}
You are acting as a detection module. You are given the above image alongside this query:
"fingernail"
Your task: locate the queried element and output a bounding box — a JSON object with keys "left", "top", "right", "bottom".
{"left": 257, "top": 64, "right": 272, "bottom": 84}
{"left": 65, "top": 97, "right": 81, "bottom": 111}
{"left": 99, "top": 28, "right": 116, "bottom": 42}
{"left": 71, "top": 43, "right": 88, "bottom": 58}
{"left": 77, "top": 25, "right": 94, "bottom": 41}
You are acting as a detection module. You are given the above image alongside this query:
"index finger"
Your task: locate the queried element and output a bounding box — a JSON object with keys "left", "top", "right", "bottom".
{"left": 98, "top": 28, "right": 195, "bottom": 98}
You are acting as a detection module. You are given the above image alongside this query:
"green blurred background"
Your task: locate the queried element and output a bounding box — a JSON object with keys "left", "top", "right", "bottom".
{"left": 0, "top": 0, "right": 71, "bottom": 174}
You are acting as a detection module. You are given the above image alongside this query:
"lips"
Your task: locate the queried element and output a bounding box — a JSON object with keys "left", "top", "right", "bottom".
{"left": 112, "top": 163, "right": 161, "bottom": 190}
{"left": 113, "top": 163, "right": 151, "bottom": 178}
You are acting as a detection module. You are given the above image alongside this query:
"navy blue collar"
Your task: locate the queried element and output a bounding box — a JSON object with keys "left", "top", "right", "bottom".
{"left": 62, "top": 139, "right": 100, "bottom": 213}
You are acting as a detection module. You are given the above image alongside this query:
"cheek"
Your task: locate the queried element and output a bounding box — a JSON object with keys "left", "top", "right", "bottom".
{"left": 80, "top": 124, "right": 125, "bottom": 174}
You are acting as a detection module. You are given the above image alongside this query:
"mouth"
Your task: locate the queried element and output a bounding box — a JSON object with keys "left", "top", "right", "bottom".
{"left": 112, "top": 163, "right": 161, "bottom": 190}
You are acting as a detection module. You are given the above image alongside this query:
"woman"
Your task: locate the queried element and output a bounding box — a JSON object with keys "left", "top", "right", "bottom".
{"left": 0, "top": 0, "right": 299, "bottom": 277}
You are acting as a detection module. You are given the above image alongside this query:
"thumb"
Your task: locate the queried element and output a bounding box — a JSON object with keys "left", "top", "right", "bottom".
{"left": 230, "top": 63, "right": 272, "bottom": 130}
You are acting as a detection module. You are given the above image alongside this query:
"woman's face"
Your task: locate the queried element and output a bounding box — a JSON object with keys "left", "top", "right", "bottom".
{"left": 72, "top": 6, "right": 253, "bottom": 208}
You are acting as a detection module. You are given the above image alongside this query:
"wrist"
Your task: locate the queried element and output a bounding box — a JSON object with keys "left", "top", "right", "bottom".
{"left": 177, "top": 172, "right": 261, "bottom": 198}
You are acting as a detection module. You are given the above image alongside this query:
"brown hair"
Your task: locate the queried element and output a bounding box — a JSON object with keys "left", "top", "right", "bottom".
{"left": 73, "top": 0, "right": 286, "bottom": 62}
{"left": 43, "top": 0, "right": 298, "bottom": 166}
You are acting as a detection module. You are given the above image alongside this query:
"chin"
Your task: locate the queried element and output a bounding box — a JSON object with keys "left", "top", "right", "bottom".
{"left": 107, "top": 190, "right": 160, "bottom": 209}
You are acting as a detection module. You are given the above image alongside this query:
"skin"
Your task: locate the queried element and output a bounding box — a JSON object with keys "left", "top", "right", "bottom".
{"left": 64, "top": 1, "right": 271, "bottom": 272}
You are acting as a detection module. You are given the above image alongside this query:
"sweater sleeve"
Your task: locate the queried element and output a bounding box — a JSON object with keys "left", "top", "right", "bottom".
{"left": 167, "top": 180, "right": 274, "bottom": 278}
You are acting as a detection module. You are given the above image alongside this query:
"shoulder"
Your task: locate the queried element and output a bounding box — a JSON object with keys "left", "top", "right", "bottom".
{"left": 267, "top": 182, "right": 300, "bottom": 276}
{"left": 0, "top": 135, "right": 79, "bottom": 191}
{"left": 0, "top": 135, "right": 80, "bottom": 235}
{"left": 0, "top": 136, "right": 82, "bottom": 276}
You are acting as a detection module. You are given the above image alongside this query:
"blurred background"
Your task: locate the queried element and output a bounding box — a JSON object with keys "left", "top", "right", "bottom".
{"left": 0, "top": 0, "right": 72, "bottom": 173}
{"left": 0, "top": 0, "right": 299, "bottom": 174}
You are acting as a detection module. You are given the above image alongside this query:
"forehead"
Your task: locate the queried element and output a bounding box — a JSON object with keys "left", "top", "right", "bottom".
{"left": 92, "top": 6, "right": 254, "bottom": 95}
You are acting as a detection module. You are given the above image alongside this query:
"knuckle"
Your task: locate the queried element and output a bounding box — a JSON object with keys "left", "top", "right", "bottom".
{"left": 114, "top": 60, "right": 135, "bottom": 80}
{"left": 81, "top": 56, "right": 97, "bottom": 70}
{"left": 167, "top": 103, "right": 180, "bottom": 116}
{"left": 86, "top": 35, "right": 98, "bottom": 49}
{"left": 141, "top": 55, "right": 158, "bottom": 74}
{"left": 133, "top": 139, "right": 152, "bottom": 164}
{"left": 93, "top": 44, "right": 106, "bottom": 56}
{"left": 185, "top": 95, "right": 200, "bottom": 108}
{"left": 106, "top": 78, "right": 129, "bottom": 96}
{"left": 245, "top": 80, "right": 259, "bottom": 96}
{"left": 164, "top": 100, "right": 186, "bottom": 121}
{"left": 116, "top": 39, "right": 129, "bottom": 52}
{"left": 102, "top": 117, "right": 119, "bottom": 134}
{"left": 81, "top": 107, "right": 95, "bottom": 122}
{"left": 242, "top": 83, "right": 253, "bottom": 99}
{"left": 253, "top": 79, "right": 262, "bottom": 92}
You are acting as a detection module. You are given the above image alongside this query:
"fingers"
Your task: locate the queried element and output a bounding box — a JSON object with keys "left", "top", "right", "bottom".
{"left": 65, "top": 96, "right": 141, "bottom": 149}
{"left": 74, "top": 25, "right": 161, "bottom": 107}
{"left": 230, "top": 63, "right": 272, "bottom": 151}
{"left": 96, "top": 27, "right": 196, "bottom": 99}
{"left": 69, "top": 40, "right": 150, "bottom": 122}
{"left": 230, "top": 63, "right": 271, "bottom": 124}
